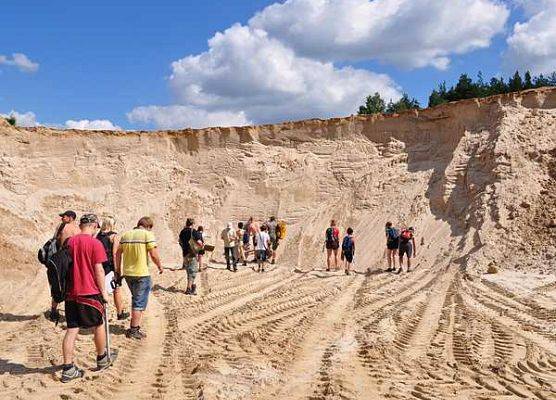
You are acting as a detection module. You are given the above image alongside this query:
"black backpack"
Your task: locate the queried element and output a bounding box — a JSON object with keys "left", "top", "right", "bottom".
{"left": 38, "top": 222, "right": 66, "bottom": 266}
{"left": 46, "top": 245, "right": 73, "bottom": 303}
{"left": 325, "top": 227, "right": 338, "bottom": 246}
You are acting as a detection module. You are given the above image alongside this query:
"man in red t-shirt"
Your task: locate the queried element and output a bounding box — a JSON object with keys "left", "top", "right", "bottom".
{"left": 61, "top": 214, "right": 112, "bottom": 383}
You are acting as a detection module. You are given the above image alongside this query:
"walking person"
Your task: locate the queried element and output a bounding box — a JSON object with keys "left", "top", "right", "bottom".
{"left": 179, "top": 218, "right": 203, "bottom": 295}
{"left": 341, "top": 228, "right": 355, "bottom": 275}
{"left": 255, "top": 225, "right": 271, "bottom": 272}
{"left": 236, "top": 222, "right": 247, "bottom": 266}
{"left": 397, "top": 227, "right": 417, "bottom": 273}
{"left": 385, "top": 222, "right": 400, "bottom": 272}
{"left": 324, "top": 220, "right": 340, "bottom": 271}
{"left": 96, "top": 216, "right": 128, "bottom": 320}
{"left": 266, "top": 216, "right": 278, "bottom": 265}
{"left": 49, "top": 210, "right": 80, "bottom": 322}
{"left": 221, "top": 222, "right": 238, "bottom": 272}
{"left": 61, "top": 214, "right": 112, "bottom": 382}
{"left": 116, "top": 217, "right": 164, "bottom": 339}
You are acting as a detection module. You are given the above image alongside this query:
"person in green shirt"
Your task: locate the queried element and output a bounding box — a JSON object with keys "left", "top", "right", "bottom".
{"left": 115, "top": 216, "right": 163, "bottom": 340}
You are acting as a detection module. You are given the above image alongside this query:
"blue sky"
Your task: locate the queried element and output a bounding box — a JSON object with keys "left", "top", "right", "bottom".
{"left": 1, "top": 0, "right": 553, "bottom": 130}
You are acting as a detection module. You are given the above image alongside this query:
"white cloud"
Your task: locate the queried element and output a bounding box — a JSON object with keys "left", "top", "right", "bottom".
{"left": 127, "top": 105, "right": 251, "bottom": 129}
{"left": 130, "top": 24, "right": 400, "bottom": 128}
{"left": 65, "top": 119, "right": 122, "bottom": 130}
{"left": 504, "top": 0, "right": 556, "bottom": 75}
{"left": 1, "top": 110, "right": 39, "bottom": 127}
{"left": 249, "top": 0, "right": 509, "bottom": 69}
{"left": 0, "top": 53, "right": 39, "bottom": 73}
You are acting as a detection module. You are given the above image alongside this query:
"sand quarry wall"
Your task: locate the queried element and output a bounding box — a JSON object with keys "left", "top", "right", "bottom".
{"left": 0, "top": 88, "right": 555, "bottom": 308}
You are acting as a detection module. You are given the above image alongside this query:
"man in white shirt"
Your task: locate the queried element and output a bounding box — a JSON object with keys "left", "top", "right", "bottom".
{"left": 255, "top": 224, "right": 271, "bottom": 272}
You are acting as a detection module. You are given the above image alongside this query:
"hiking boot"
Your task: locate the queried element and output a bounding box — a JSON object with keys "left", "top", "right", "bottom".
{"left": 61, "top": 365, "right": 85, "bottom": 383}
{"left": 97, "top": 349, "right": 119, "bottom": 370}
{"left": 125, "top": 327, "right": 146, "bottom": 340}
{"left": 49, "top": 309, "right": 61, "bottom": 323}
{"left": 117, "top": 311, "right": 130, "bottom": 321}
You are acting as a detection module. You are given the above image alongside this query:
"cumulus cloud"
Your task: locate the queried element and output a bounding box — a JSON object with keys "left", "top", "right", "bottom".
{"left": 130, "top": 24, "right": 400, "bottom": 128}
{"left": 249, "top": 0, "right": 509, "bottom": 69}
{"left": 504, "top": 0, "right": 556, "bottom": 75}
{"left": 127, "top": 105, "right": 251, "bottom": 129}
{"left": 0, "top": 53, "right": 39, "bottom": 73}
{"left": 1, "top": 110, "right": 39, "bottom": 127}
{"left": 64, "top": 119, "right": 122, "bottom": 130}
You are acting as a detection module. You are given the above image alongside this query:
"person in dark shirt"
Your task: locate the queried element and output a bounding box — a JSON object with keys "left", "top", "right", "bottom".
{"left": 179, "top": 218, "right": 203, "bottom": 295}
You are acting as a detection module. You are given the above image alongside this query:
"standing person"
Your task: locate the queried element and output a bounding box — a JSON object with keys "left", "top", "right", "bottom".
{"left": 324, "top": 220, "right": 340, "bottom": 271}
{"left": 341, "top": 228, "right": 355, "bottom": 275}
{"left": 61, "top": 214, "right": 111, "bottom": 382}
{"left": 398, "top": 227, "right": 417, "bottom": 273}
{"left": 116, "top": 217, "right": 163, "bottom": 339}
{"left": 96, "top": 216, "right": 128, "bottom": 320}
{"left": 248, "top": 217, "right": 260, "bottom": 262}
{"left": 255, "top": 225, "right": 271, "bottom": 272}
{"left": 179, "top": 218, "right": 203, "bottom": 295}
{"left": 221, "top": 222, "right": 238, "bottom": 272}
{"left": 236, "top": 222, "right": 247, "bottom": 267}
{"left": 266, "top": 216, "right": 278, "bottom": 265}
{"left": 196, "top": 226, "right": 205, "bottom": 271}
{"left": 385, "top": 222, "right": 400, "bottom": 272}
{"left": 49, "top": 210, "right": 81, "bottom": 322}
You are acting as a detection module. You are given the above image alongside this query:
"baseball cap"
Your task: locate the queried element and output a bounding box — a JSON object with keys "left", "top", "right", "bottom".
{"left": 59, "top": 210, "right": 77, "bottom": 219}
{"left": 80, "top": 213, "right": 99, "bottom": 225}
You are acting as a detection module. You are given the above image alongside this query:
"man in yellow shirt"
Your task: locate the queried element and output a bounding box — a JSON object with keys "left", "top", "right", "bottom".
{"left": 115, "top": 217, "right": 163, "bottom": 340}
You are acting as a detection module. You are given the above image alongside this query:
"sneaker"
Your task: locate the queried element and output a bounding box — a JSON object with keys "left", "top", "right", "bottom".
{"left": 271, "top": 259, "right": 275, "bottom": 265}
{"left": 190, "top": 284, "right": 197, "bottom": 295}
{"left": 345, "top": 269, "right": 349, "bottom": 275}
{"left": 117, "top": 311, "right": 130, "bottom": 321}
{"left": 97, "top": 349, "right": 119, "bottom": 370}
{"left": 261, "top": 267, "right": 265, "bottom": 272}
{"left": 395, "top": 268, "right": 402, "bottom": 274}
{"left": 61, "top": 365, "right": 85, "bottom": 383}
{"left": 243, "top": 262, "right": 247, "bottom": 266}
{"left": 125, "top": 327, "right": 146, "bottom": 340}
{"left": 49, "top": 309, "right": 60, "bottom": 323}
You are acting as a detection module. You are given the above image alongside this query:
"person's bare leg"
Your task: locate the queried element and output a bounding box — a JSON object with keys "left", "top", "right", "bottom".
{"left": 114, "top": 288, "right": 124, "bottom": 314}
{"left": 130, "top": 310, "right": 143, "bottom": 328}
{"left": 62, "top": 328, "right": 79, "bottom": 364}
{"left": 93, "top": 323, "right": 106, "bottom": 356}
{"left": 407, "top": 256, "right": 412, "bottom": 272}
{"left": 334, "top": 249, "right": 339, "bottom": 269}
{"left": 326, "top": 248, "right": 332, "bottom": 270}
{"left": 386, "top": 249, "right": 392, "bottom": 270}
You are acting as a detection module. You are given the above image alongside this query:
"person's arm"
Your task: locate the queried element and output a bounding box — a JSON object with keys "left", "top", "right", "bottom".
{"left": 94, "top": 263, "right": 109, "bottom": 303}
{"left": 148, "top": 247, "right": 164, "bottom": 274}
{"left": 115, "top": 246, "right": 123, "bottom": 277}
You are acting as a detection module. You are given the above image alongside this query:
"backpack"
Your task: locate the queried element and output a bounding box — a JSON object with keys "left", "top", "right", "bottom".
{"left": 38, "top": 238, "right": 58, "bottom": 266}
{"left": 46, "top": 245, "right": 73, "bottom": 303}
{"left": 188, "top": 230, "right": 203, "bottom": 255}
{"left": 325, "top": 227, "right": 338, "bottom": 246}
{"left": 387, "top": 227, "right": 399, "bottom": 242}
{"left": 400, "top": 229, "right": 412, "bottom": 242}
{"left": 96, "top": 231, "right": 116, "bottom": 274}
{"left": 342, "top": 235, "right": 354, "bottom": 252}
{"left": 276, "top": 221, "right": 287, "bottom": 240}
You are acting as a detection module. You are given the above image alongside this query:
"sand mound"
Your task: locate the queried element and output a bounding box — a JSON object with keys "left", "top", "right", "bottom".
{"left": 0, "top": 88, "right": 555, "bottom": 399}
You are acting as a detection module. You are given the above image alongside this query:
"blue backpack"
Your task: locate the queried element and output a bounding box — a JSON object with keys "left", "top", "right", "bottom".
{"left": 342, "top": 235, "right": 354, "bottom": 252}
{"left": 387, "top": 227, "right": 399, "bottom": 242}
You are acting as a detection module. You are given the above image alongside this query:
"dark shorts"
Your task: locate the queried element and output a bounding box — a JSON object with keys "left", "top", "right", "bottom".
{"left": 386, "top": 239, "right": 399, "bottom": 250}
{"left": 399, "top": 242, "right": 413, "bottom": 258}
{"left": 65, "top": 294, "right": 104, "bottom": 329}
{"left": 343, "top": 251, "right": 354, "bottom": 263}
{"left": 325, "top": 241, "right": 339, "bottom": 250}
{"left": 271, "top": 237, "right": 279, "bottom": 251}
{"left": 256, "top": 250, "right": 268, "bottom": 262}
{"left": 126, "top": 276, "right": 152, "bottom": 311}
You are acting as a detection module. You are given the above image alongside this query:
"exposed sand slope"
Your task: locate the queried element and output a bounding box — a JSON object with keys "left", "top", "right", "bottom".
{"left": 0, "top": 88, "right": 555, "bottom": 399}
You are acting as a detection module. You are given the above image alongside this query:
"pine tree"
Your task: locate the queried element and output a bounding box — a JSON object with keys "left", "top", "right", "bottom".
{"left": 508, "top": 71, "right": 524, "bottom": 92}
{"left": 358, "top": 92, "right": 386, "bottom": 115}
{"left": 524, "top": 71, "right": 533, "bottom": 89}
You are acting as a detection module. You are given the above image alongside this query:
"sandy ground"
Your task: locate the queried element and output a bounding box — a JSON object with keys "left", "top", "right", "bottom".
{"left": 1, "top": 88, "right": 556, "bottom": 399}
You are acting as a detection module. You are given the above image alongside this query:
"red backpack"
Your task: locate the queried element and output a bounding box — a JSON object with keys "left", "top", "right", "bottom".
{"left": 400, "top": 229, "right": 412, "bottom": 242}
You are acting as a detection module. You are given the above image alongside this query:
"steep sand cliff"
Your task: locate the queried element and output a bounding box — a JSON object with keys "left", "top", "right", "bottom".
{"left": 0, "top": 88, "right": 555, "bottom": 399}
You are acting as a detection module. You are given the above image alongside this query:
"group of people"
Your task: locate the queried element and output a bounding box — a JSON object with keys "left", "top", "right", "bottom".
{"left": 41, "top": 210, "right": 416, "bottom": 383}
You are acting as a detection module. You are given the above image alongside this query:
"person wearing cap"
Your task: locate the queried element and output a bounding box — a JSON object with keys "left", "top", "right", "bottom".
{"left": 48, "top": 210, "right": 81, "bottom": 323}
{"left": 221, "top": 222, "right": 238, "bottom": 272}
{"left": 116, "top": 216, "right": 163, "bottom": 340}
{"left": 179, "top": 218, "right": 203, "bottom": 295}
{"left": 61, "top": 214, "right": 112, "bottom": 382}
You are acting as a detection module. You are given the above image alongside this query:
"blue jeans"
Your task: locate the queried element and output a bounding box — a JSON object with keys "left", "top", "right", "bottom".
{"left": 125, "top": 276, "right": 152, "bottom": 311}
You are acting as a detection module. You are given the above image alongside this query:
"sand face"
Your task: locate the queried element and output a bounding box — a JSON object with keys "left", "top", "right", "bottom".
{"left": 0, "top": 88, "right": 555, "bottom": 399}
